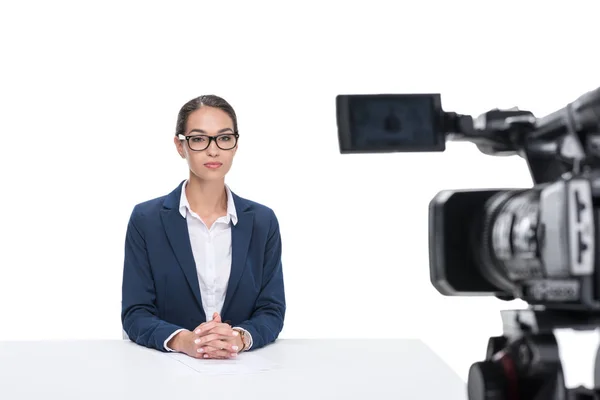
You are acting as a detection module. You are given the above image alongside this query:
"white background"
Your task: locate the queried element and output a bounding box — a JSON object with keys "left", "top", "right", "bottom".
{"left": 1, "top": 0, "right": 600, "bottom": 390}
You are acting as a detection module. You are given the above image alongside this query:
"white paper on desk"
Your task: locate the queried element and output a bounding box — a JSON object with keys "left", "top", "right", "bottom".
{"left": 167, "top": 352, "right": 279, "bottom": 375}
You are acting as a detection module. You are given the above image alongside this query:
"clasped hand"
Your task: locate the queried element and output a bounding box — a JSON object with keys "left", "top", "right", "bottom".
{"left": 172, "top": 312, "right": 243, "bottom": 359}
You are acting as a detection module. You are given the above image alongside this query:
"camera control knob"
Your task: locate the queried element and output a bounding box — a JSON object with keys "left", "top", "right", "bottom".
{"left": 467, "top": 360, "right": 507, "bottom": 400}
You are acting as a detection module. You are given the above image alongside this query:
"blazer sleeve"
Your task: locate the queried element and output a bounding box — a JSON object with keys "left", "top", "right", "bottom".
{"left": 121, "top": 206, "right": 184, "bottom": 351}
{"left": 235, "top": 209, "right": 286, "bottom": 350}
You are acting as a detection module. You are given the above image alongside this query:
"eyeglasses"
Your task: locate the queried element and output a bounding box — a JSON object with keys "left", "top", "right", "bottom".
{"left": 178, "top": 133, "right": 239, "bottom": 151}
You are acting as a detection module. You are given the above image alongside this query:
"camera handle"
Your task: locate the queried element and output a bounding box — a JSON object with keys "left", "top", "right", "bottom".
{"left": 467, "top": 308, "right": 600, "bottom": 399}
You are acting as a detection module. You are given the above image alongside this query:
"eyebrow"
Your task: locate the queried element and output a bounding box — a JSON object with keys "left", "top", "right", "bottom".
{"left": 187, "top": 128, "right": 234, "bottom": 135}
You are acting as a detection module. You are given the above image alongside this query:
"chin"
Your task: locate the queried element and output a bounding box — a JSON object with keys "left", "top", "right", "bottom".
{"left": 191, "top": 171, "right": 226, "bottom": 181}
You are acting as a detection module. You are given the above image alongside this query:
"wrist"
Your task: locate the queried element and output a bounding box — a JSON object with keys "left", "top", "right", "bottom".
{"left": 233, "top": 328, "right": 248, "bottom": 352}
{"left": 235, "top": 335, "right": 245, "bottom": 352}
{"left": 168, "top": 330, "right": 189, "bottom": 352}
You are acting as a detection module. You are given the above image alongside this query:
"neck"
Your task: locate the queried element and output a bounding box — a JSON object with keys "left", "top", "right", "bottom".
{"left": 185, "top": 175, "right": 228, "bottom": 216}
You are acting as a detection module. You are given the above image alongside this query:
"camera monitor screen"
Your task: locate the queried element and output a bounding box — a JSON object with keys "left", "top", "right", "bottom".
{"left": 336, "top": 93, "right": 446, "bottom": 153}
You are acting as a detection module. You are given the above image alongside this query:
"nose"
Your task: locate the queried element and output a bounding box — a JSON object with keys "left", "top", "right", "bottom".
{"left": 206, "top": 139, "right": 220, "bottom": 156}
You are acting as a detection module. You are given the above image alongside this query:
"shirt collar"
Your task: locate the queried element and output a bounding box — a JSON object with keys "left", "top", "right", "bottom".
{"left": 178, "top": 180, "right": 238, "bottom": 225}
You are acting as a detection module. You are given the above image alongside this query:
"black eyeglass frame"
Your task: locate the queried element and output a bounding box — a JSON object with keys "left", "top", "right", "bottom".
{"left": 177, "top": 132, "right": 240, "bottom": 151}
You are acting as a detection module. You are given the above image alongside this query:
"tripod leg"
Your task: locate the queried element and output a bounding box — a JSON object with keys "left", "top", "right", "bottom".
{"left": 594, "top": 337, "right": 600, "bottom": 390}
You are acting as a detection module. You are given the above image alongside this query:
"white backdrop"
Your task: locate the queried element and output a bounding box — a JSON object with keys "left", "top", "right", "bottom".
{"left": 1, "top": 0, "right": 600, "bottom": 389}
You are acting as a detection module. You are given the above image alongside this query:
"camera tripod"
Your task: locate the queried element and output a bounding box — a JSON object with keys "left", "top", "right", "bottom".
{"left": 467, "top": 308, "right": 600, "bottom": 400}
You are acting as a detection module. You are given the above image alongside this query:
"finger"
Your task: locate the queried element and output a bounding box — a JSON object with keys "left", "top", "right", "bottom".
{"left": 194, "top": 322, "right": 217, "bottom": 334}
{"left": 204, "top": 313, "right": 221, "bottom": 328}
{"left": 194, "top": 321, "right": 230, "bottom": 335}
{"left": 195, "top": 333, "right": 228, "bottom": 345}
{"left": 194, "top": 345, "right": 233, "bottom": 359}
{"left": 200, "top": 338, "right": 239, "bottom": 352}
{"left": 194, "top": 335, "right": 233, "bottom": 349}
{"left": 192, "top": 346, "right": 216, "bottom": 358}
{"left": 193, "top": 318, "right": 218, "bottom": 332}
{"left": 202, "top": 326, "right": 237, "bottom": 337}
{"left": 201, "top": 348, "right": 237, "bottom": 359}
{"left": 195, "top": 314, "right": 219, "bottom": 332}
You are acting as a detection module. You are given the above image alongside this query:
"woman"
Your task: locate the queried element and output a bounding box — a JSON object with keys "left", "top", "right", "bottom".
{"left": 121, "top": 95, "right": 286, "bottom": 359}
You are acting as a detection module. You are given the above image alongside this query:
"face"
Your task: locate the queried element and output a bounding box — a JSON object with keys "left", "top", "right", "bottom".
{"left": 174, "top": 106, "right": 238, "bottom": 182}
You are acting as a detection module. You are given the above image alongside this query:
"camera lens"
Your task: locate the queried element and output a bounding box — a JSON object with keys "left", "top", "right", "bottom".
{"left": 474, "top": 189, "right": 544, "bottom": 295}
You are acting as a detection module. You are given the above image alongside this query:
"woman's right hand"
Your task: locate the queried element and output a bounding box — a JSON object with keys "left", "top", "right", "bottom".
{"left": 169, "top": 314, "right": 240, "bottom": 359}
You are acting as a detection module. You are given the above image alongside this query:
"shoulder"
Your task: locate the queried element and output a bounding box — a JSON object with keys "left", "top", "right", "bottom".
{"left": 231, "top": 191, "right": 280, "bottom": 232}
{"left": 131, "top": 195, "right": 168, "bottom": 216}
{"left": 129, "top": 181, "right": 184, "bottom": 222}
{"left": 132, "top": 181, "right": 185, "bottom": 218}
{"left": 126, "top": 195, "right": 168, "bottom": 234}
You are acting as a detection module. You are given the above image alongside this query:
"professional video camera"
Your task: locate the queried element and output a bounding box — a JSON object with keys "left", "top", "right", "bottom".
{"left": 335, "top": 88, "right": 600, "bottom": 400}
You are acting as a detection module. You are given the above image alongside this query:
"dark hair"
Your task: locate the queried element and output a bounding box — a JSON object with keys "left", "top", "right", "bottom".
{"left": 175, "top": 95, "right": 238, "bottom": 137}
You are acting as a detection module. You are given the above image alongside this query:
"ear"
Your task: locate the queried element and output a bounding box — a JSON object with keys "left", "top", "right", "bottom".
{"left": 173, "top": 136, "right": 186, "bottom": 158}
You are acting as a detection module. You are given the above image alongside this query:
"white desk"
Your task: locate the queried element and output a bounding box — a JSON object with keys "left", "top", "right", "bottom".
{"left": 0, "top": 339, "right": 466, "bottom": 399}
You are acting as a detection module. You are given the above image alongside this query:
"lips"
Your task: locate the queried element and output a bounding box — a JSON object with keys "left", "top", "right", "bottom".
{"left": 204, "top": 162, "right": 223, "bottom": 169}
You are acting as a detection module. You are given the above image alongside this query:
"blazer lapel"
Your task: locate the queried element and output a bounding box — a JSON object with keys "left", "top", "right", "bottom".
{"left": 160, "top": 183, "right": 204, "bottom": 315}
{"left": 221, "top": 206, "right": 254, "bottom": 316}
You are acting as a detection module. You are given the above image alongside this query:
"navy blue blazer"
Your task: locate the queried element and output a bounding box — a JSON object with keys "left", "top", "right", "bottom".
{"left": 121, "top": 181, "right": 286, "bottom": 352}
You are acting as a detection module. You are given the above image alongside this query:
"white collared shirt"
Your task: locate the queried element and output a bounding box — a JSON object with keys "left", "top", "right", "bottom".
{"left": 164, "top": 180, "right": 252, "bottom": 351}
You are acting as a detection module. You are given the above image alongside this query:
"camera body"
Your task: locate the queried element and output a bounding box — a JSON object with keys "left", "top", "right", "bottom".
{"left": 430, "top": 177, "right": 598, "bottom": 311}
{"left": 336, "top": 88, "right": 600, "bottom": 312}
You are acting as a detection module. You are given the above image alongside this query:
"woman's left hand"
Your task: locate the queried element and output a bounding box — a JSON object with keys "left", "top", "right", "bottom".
{"left": 193, "top": 312, "right": 244, "bottom": 359}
